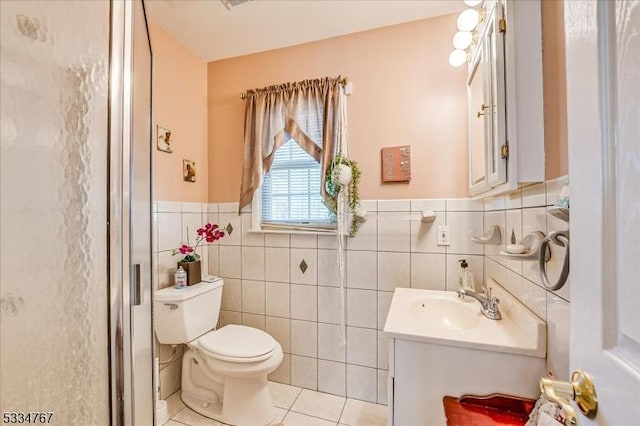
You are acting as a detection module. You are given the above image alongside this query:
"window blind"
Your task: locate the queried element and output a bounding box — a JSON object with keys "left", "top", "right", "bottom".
{"left": 261, "top": 138, "right": 335, "bottom": 228}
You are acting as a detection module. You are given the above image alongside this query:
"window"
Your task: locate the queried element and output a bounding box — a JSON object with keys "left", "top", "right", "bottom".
{"left": 258, "top": 137, "right": 336, "bottom": 232}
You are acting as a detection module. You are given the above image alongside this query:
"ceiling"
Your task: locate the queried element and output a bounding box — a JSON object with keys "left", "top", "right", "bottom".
{"left": 145, "top": 0, "right": 464, "bottom": 62}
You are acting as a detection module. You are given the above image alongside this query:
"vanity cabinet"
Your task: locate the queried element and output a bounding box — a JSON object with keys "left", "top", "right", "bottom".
{"left": 467, "top": 0, "right": 544, "bottom": 196}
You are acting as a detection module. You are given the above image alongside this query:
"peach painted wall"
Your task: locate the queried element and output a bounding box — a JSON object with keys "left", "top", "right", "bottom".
{"left": 150, "top": 23, "right": 208, "bottom": 202}
{"left": 542, "top": 0, "right": 569, "bottom": 179}
{"left": 207, "top": 14, "right": 469, "bottom": 202}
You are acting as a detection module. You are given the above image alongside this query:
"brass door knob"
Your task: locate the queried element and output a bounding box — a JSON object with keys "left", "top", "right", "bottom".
{"left": 539, "top": 370, "right": 598, "bottom": 425}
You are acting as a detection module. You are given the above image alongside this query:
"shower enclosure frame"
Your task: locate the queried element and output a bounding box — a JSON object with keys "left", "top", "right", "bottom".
{"left": 108, "top": 0, "right": 155, "bottom": 424}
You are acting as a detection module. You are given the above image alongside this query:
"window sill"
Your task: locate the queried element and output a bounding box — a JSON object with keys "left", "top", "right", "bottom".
{"left": 248, "top": 228, "right": 338, "bottom": 236}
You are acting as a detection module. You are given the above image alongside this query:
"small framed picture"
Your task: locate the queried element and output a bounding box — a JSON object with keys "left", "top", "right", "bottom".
{"left": 183, "top": 159, "right": 196, "bottom": 182}
{"left": 381, "top": 145, "right": 411, "bottom": 182}
{"left": 157, "top": 126, "right": 173, "bottom": 153}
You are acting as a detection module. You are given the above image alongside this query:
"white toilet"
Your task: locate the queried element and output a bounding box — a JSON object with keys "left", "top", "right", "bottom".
{"left": 154, "top": 278, "right": 283, "bottom": 426}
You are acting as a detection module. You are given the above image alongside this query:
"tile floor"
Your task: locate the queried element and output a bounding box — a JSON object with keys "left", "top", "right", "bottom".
{"left": 164, "top": 381, "right": 388, "bottom": 426}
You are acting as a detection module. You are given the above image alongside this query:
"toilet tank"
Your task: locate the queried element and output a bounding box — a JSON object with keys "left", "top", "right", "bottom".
{"left": 154, "top": 278, "right": 224, "bottom": 344}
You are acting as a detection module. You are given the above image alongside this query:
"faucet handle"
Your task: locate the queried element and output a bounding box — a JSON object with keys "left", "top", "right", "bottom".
{"left": 486, "top": 286, "right": 492, "bottom": 299}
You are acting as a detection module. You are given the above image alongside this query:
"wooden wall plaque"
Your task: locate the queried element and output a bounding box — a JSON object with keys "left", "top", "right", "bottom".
{"left": 381, "top": 145, "right": 411, "bottom": 182}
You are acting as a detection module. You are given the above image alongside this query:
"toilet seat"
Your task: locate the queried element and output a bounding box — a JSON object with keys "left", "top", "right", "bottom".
{"left": 198, "top": 324, "right": 277, "bottom": 363}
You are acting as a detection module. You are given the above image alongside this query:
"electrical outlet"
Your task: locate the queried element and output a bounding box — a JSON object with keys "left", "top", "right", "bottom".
{"left": 437, "top": 225, "right": 450, "bottom": 246}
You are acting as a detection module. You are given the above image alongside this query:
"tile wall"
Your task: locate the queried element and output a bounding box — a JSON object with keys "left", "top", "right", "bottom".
{"left": 153, "top": 177, "right": 570, "bottom": 403}
{"left": 482, "top": 176, "right": 570, "bottom": 380}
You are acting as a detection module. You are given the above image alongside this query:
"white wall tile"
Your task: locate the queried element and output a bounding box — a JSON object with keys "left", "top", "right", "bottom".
{"left": 269, "top": 353, "right": 291, "bottom": 385}
{"left": 505, "top": 209, "right": 523, "bottom": 274}
{"left": 265, "top": 233, "right": 290, "bottom": 247}
{"left": 347, "top": 289, "right": 377, "bottom": 329}
{"left": 290, "top": 248, "right": 317, "bottom": 285}
{"left": 241, "top": 280, "right": 265, "bottom": 314}
{"left": 318, "top": 249, "right": 339, "bottom": 287}
{"left": 317, "top": 235, "right": 338, "bottom": 249}
{"left": 219, "top": 245, "right": 241, "bottom": 279}
{"left": 522, "top": 182, "right": 546, "bottom": 208}
{"left": 157, "top": 212, "right": 182, "bottom": 251}
{"left": 347, "top": 251, "right": 377, "bottom": 290}
{"left": 291, "top": 234, "right": 318, "bottom": 249}
{"left": 377, "top": 220, "right": 410, "bottom": 252}
{"left": 411, "top": 199, "right": 446, "bottom": 212}
{"left": 318, "top": 286, "right": 342, "bottom": 324}
{"left": 219, "top": 310, "right": 242, "bottom": 328}
{"left": 346, "top": 365, "right": 377, "bottom": 403}
{"left": 159, "top": 359, "right": 182, "bottom": 399}
{"left": 218, "top": 213, "right": 242, "bottom": 246}
{"left": 377, "top": 252, "right": 410, "bottom": 291}
{"left": 266, "top": 247, "right": 290, "bottom": 283}
{"left": 546, "top": 294, "right": 570, "bottom": 380}
{"left": 347, "top": 218, "right": 377, "bottom": 251}
{"left": 266, "top": 281, "right": 290, "bottom": 318}
{"left": 522, "top": 207, "right": 547, "bottom": 285}
{"left": 291, "top": 284, "right": 318, "bottom": 321}
{"left": 241, "top": 246, "right": 265, "bottom": 281}
{"left": 377, "top": 199, "right": 410, "bottom": 212}
{"left": 378, "top": 331, "right": 388, "bottom": 370}
{"left": 410, "top": 253, "right": 446, "bottom": 291}
{"left": 546, "top": 176, "right": 568, "bottom": 206}
{"left": 241, "top": 213, "right": 264, "bottom": 246}
{"left": 377, "top": 369, "right": 389, "bottom": 405}
{"left": 359, "top": 200, "right": 378, "bottom": 211}
{"left": 318, "top": 360, "right": 346, "bottom": 397}
{"left": 291, "top": 355, "right": 318, "bottom": 390}
{"left": 506, "top": 189, "right": 522, "bottom": 209}
{"left": 483, "top": 210, "right": 506, "bottom": 261}
{"left": 157, "top": 250, "right": 177, "bottom": 288}
{"left": 242, "top": 313, "right": 266, "bottom": 330}
{"left": 291, "top": 320, "right": 318, "bottom": 357}
{"left": 546, "top": 207, "right": 570, "bottom": 301}
{"left": 266, "top": 316, "right": 291, "bottom": 353}
{"left": 208, "top": 245, "right": 219, "bottom": 277}
{"left": 347, "top": 327, "right": 377, "bottom": 368}
{"left": 447, "top": 198, "right": 484, "bottom": 211}
{"left": 410, "top": 214, "right": 445, "bottom": 254}
{"left": 206, "top": 203, "right": 219, "bottom": 213}
{"left": 446, "top": 211, "right": 484, "bottom": 255}
{"left": 318, "top": 323, "right": 346, "bottom": 362}
{"left": 483, "top": 196, "right": 506, "bottom": 212}
{"left": 445, "top": 254, "right": 483, "bottom": 292}
{"left": 182, "top": 213, "right": 203, "bottom": 244}
{"left": 221, "top": 278, "right": 242, "bottom": 311}
{"left": 377, "top": 291, "right": 393, "bottom": 330}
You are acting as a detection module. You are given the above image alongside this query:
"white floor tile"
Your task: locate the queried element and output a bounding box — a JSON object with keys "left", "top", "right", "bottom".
{"left": 165, "top": 391, "right": 185, "bottom": 419}
{"left": 283, "top": 411, "right": 338, "bottom": 426}
{"left": 290, "top": 389, "right": 346, "bottom": 422}
{"left": 339, "top": 398, "right": 388, "bottom": 426}
{"left": 172, "top": 406, "right": 221, "bottom": 425}
{"left": 269, "top": 380, "right": 302, "bottom": 409}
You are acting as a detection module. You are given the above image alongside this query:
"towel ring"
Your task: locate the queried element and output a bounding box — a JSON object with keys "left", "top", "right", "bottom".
{"left": 539, "top": 230, "right": 570, "bottom": 291}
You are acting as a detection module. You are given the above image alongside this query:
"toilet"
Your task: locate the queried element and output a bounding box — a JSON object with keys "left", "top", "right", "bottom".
{"left": 154, "top": 278, "right": 283, "bottom": 426}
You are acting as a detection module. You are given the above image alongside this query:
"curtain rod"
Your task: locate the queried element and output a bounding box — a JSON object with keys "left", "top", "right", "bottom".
{"left": 240, "top": 76, "right": 350, "bottom": 100}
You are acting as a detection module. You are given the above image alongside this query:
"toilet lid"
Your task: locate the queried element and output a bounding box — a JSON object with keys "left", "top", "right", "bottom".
{"left": 198, "top": 325, "right": 276, "bottom": 360}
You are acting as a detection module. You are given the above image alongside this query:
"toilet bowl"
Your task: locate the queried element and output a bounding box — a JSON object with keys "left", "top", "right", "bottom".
{"left": 154, "top": 279, "right": 283, "bottom": 426}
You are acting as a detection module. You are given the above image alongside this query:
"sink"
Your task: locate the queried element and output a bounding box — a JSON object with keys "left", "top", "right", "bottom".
{"left": 409, "top": 297, "right": 481, "bottom": 331}
{"left": 383, "top": 280, "right": 546, "bottom": 357}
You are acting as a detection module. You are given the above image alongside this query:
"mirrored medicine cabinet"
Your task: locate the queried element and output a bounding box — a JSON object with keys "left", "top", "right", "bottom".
{"left": 466, "top": 0, "right": 545, "bottom": 197}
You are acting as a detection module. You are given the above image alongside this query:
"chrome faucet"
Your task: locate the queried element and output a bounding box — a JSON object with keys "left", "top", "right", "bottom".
{"left": 457, "top": 287, "right": 502, "bottom": 320}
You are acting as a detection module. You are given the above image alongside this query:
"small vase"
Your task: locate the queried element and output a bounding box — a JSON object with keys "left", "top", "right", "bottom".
{"left": 177, "top": 260, "right": 201, "bottom": 286}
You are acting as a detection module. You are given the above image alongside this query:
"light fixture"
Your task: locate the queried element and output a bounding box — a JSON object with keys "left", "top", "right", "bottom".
{"left": 452, "top": 31, "right": 473, "bottom": 50}
{"left": 457, "top": 8, "right": 480, "bottom": 32}
{"left": 448, "top": 49, "right": 468, "bottom": 67}
{"left": 463, "top": 0, "right": 483, "bottom": 7}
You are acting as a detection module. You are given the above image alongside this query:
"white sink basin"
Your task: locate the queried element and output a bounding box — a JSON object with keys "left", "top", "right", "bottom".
{"left": 383, "top": 280, "right": 546, "bottom": 357}
{"left": 409, "top": 297, "right": 481, "bottom": 331}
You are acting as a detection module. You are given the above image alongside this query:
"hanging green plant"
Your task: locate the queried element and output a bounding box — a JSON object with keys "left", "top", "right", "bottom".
{"left": 325, "top": 155, "right": 362, "bottom": 236}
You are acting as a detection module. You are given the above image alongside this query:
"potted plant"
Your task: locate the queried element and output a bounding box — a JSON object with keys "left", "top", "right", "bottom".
{"left": 325, "top": 155, "right": 362, "bottom": 236}
{"left": 173, "top": 223, "right": 228, "bottom": 286}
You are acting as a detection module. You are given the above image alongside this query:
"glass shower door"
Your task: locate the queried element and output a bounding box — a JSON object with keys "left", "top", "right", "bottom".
{"left": 0, "top": 1, "right": 110, "bottom": 424}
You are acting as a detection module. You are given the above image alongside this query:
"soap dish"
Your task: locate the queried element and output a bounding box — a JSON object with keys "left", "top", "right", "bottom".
{"left": 548, "top": 207, "right": 569, "bottom": 223}
{"left": 471, "top": 225, "right": 502, "bottom": 245}
{"left": 499, "top": 231, "right": 551, "bottom": 261}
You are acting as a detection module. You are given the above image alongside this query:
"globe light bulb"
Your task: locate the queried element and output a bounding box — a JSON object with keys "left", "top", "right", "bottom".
{"left": 452, "top": 31, "right": 473, "bottom": 50}
{"left": 457, "top": 8, "right": 480, "bottom": 32}
{"left": 449, "top": 49, "right": 467, "bottom": 67}
{"left": 464, "top": 0, "right": 483, "bottom": 7}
